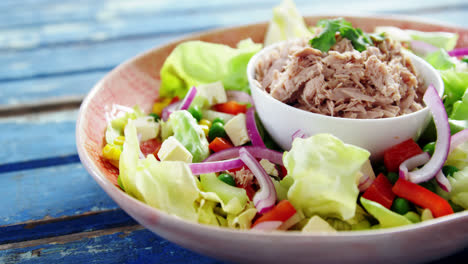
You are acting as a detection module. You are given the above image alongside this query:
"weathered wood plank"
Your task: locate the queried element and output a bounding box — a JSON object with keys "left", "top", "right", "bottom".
{"left": 0, "top": 209, "right": 135, "bottom": 245}
{"left": 0, "top": 110, "right": 78, "bottom": 164}
{"left": 0, "top": 0, "right": 466, "bottom": 51}
{"left": 0, "top": 163, "right": 118, "bottom": 225}
{"left": 0, "top": 226, "right": 222, "bottom": 264}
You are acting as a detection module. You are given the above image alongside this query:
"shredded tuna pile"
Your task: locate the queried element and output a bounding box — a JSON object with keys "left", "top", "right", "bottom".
{"left": 255, "top": 37, "right": 425, "bottom": 118}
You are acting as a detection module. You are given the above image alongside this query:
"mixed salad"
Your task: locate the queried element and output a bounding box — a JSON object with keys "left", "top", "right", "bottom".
{"left": 101, "top": 0, "right": 468, "bottom": 232}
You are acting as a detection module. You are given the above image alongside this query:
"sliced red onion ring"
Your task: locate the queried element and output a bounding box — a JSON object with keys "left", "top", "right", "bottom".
{"left": 246, "top": 108, "right": 265, "bottom": 148}
{"left": 407, "top": 84, "right": 450, "bottom": 184}
{"left": 189, "top": 158, "right": 244, "bottom": 175}
{"left": 251, "top": 221, "right": 282, "bottom": 231}
{"left": 239, "top": 148, "right": 277, "bottom": 214}
{"left": 436, "top": 171, "right": 452, "bottom": 192}
{"left": 227, "top": 90, "right": 254, "bottom": 105}
{"left": 358, "top": 174, "right": 374, "bottom": 192}
{"left": 447, "top": 47, "right": 468, "bottom": 57}
{"left": 399, "top": 152, "right": 431, "bottom": 180}
{"left": 161, "top": 101, "right": 181, "bottom": 121}
{"left": 203, "top": 146, "right": 283, "bottom": 166}
{"left": 409, "top": 40, "right": 438, "bottom": 56}
{"left": 291, "top": 129, "right": 308, "bottom": 141}
{"left": 449, "top": 128, "right": 468, "bottom": 153}
{"left": 178, "top": 86, "right": 198, "bottom": 111}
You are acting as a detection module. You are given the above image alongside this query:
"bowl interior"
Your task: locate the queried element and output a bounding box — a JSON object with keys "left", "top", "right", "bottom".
{"left": 76, "top": 15, "right": 468, "bottom": 264}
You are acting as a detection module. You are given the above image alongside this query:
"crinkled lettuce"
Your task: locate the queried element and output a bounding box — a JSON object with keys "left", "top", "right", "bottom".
{"left": 438, "top": 166, "right": 468, "bottom": 209}
{"left": 159, "top": 39, "right": 262, "bottom": 99}
{"left": 167, "top": 110, "right": 210, "bottom": 162}
{"left": 360, "top": 197, "right": 412, "bottom": 228}
{"left": 264, "top": 0, "right": 312, "bottom": 46}
{"left": 283, "top": 134, "right": 370, "bottom": 220}
{"left": 106, "top": 106, "right": 145, "bottom": 145}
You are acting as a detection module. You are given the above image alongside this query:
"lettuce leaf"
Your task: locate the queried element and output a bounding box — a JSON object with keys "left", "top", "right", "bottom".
{"left": 360, "top": 197, "right": 412, "bottom": 228}
{"left": 438, "top": 166, "right": 468, "bottom": 209}
{"left": 264, "top": 0, "right": 312, "bottom": 46}
{"left": 167, "top": 110, "right": 210, "bottom": 162}
{"left": 159, "top": 39, "right": 261, "bottom": 99}
{"left": 283, "top": 134, "right": 370, "bottom": 220}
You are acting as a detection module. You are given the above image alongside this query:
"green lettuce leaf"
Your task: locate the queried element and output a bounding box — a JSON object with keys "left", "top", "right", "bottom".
{"left": 360, "top": 197, "right": 412, "bottom": 228}
{"left": 106, "top": 106, "right": 145, "bottom": 145}
{"left": 283, "top": 134, "right": 370, "bottom": 220}
{"left": 438, "top": 167, "right": 468, "bottom": 209}
{"left": 167, "top": 110, "right": 210, "bottom": 162}
{"left": 159, "top": 39, "right": 261, "bottom": 99}
{"left": 227, "top": 207, "right": 257, "bottom": 229}
{"left": 263, "top": 0, "right": 312, "bottom": 46}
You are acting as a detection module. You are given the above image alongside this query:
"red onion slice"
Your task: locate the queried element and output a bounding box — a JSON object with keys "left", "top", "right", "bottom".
{"left": 447, "top": 47, "right": 468, "bottom": 57}
{"left": 358, "top": 174, "right": 374, "bottom": 192}
{"left": 436, "top": 171, "right": 452, "bottom": 192}
{"left": 449, "top": 128, "right": 468, "bottom": 153}
{"left": 189, "top": 158, "right": 244, "bottom": 175}
{"left": 409, "top": 40, "right": 438, "bottom": 56}
{"left": 203, "top": 146, "right": 284, "bottom": 166}
{"left": 226, "top": 90, "right": 254, "bottom": 105}
{"left": 239, "top": 148, "right": 277, "bottom": 214}
{"left": 178, "top": 86, "right": 198, "bottom": 111}
{"left": 399, "top": 152, "right": 431, "bottom": 180}
{"left": 291, "top": 129, "right": 308, "bottom": 141}
{"left": 251, "top": 221, "right": 282, "bottom": 231}
{"left": 408, "top": 84, "right": 450, "bottom": 184}
{"left": 161, "top": 101, "right": 181, "bottom": 121}
{"left": 246, "top": 108, "right": 266, "bottom": 148}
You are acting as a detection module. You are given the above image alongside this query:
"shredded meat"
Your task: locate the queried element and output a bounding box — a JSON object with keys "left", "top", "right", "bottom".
{"left": 255, "top": 36, "right": 425, "bottom": 119}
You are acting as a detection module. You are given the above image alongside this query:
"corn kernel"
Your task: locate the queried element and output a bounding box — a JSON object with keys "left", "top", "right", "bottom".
{"left": 102, "top": 144, "right": 122, "bottom": 160}
{"left": 114, "top": 136, "right": 125, "bottom": 146}
{"left": 199, "top": 119, "right": 212, "bottom": 128}
{"left": 152, "top": 97, "right": 174, "bottom": 116}
{"left": 199, "top": 124, "right": 210, "bottom": 137}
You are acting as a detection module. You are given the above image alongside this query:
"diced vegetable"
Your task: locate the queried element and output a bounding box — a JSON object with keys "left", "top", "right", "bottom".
{"left": 208, "top": 122, "right": 227, "bottom": 141}
{"left": 139, "top": 138, "right": 162, "bottom": 157}
{"left": 392, "top": 178, "right": 454, "bottom": 218}
{"left": 102, "top": 144, "right": 122, "bottom": 160}
{"left": 391, "top": 197, "right": 411, "bottom": 215}
{"left": 224, "top": 114, "right": 250, "bottom": 146}
{"left": 157, "top": 136, "right": 193, "bottom": 163}
{"left": 188, "top": 106, "right": 203, "bottom": 122}
{"left": 209, "top": 137, "right": 234, "bottom": 153}
{"left": 218, "top": 173, "right": 237, "bottom": 187}
{"left": 214, "top": 101, "right": 247, "bottom": 115}
{"left": 362, "top": 173, "right": 396, "bottom": 209}
{"left": 360, "top": 197, "right": 412, "bottom": 228}
{"left": 383, "top": 139, "right": 423, "bottom": 172}
{"left": 252, "top": 200, "right": 297, "bottom": 227}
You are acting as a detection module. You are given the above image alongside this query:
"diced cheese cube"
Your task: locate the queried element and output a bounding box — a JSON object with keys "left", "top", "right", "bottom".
{"left": 224, "top": 113, "right": 250, "bottom": 146}
{"left": 259, "top": 159, "right": 278, "bottom": 177}
{"left": 202, "top": 109, "right": 235, "bottom": 123}
{"left": 302, "top": 216, "right": 337, "bottom": 233}
{"left": 197, "top": 81, "right": 227, "bottom": 105}
{"left": 134, "top": 117, "right": 160, "bottom": 141}
{"left": 157, "top": 136, "right": 193, "bottom": 163}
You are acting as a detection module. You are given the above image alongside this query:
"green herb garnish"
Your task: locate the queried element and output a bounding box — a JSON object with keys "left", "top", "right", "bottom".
{"left": 310, "top": 18, "right": 384, "bottom": 52}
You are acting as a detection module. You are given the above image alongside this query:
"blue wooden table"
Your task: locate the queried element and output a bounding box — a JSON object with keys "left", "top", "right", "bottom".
{"left": 0, "top": 0, "right": 467, "bottom": 263}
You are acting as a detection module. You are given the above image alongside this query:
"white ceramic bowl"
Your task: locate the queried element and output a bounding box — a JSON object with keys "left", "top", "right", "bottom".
{"left": 76, "top": 15, "right": 468, "bottom": 264}
{"left": 247, "top": 41, "right": 443, "bottom": 159}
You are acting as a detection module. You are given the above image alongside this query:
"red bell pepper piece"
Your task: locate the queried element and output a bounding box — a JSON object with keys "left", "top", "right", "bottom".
{"left": 208, "top": 137, "right": 233, "bottom": 152}
{"left": 392, "top": 178, "right": 454, "bottom": 218}
{"left": 213, "top": 101, "right": 247, "bottom": 115}
{"left": 384, "top": 139, "right": 423, "bottom": 172}
{"left": 362, "top": 173, "right": 396, "bottom": 209}
{"left": 139, "top": 138, "right": 162, "bottom": 158}
{"left": 252, "top": 200, "right": 296, "bottom": 227}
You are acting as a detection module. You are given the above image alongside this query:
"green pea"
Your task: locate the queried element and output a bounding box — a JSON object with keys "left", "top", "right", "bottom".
{"left": 386, "top": 172, "right": 399, "bottom": 185}
{"left": 218, "top": 173, "right": 236, "bottom": 186}
{"left": 442, "top": 165, "right": 459, "bottom": 177}
{"left": 208, "top": 122, "right": 227, "bottom": 140}
{"left": 374, "top": 164, "right": 387, "bottom": 176}
{"left": 188, "top": 106, "right": 203, "bottom": 122}
{"left": 149, "top": 113, "right": 160, "bottom": 122}
{"left": 391, "top": 197, "right": 411, "bottom": 215}
{"left": 212, "top": 117, "right": 225, "bottom": 125}
{"left": 422, "top": 142, "right": 436, "bottom": 156}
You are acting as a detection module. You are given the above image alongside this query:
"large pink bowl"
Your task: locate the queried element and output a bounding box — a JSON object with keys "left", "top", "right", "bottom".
{"left": 76, "top": 15, "right": 468, "bottom": 264}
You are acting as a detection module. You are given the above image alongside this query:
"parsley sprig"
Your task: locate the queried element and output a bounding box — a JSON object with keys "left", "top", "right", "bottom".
{"left": 310, "top": 18, "right": 385, "bottom": 52}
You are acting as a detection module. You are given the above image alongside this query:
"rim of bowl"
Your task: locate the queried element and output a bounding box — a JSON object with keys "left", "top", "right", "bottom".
{"left": 76, "top": 14, "right": 468, "bottom": 239}
{"left": 246, "top": 40, "right": 444, "bottom": 124}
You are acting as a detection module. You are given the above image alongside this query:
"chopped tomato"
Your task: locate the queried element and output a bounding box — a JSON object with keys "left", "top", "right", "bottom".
{"left": 169, "top": 96, "right": 180, "bottom": 104}
{"left": 384, "top": 139, "right": 423, "bottom": 172}
{"left": 252, "top": 200, "right": 296, "bottom": 227}
{"left": 393, "top": 178, "right": 453, "bottom": 218}
{"left": 279, "top": 165, "right": 288, "bottom": 179}
{"left": 209, "top": 137, "right": 233, "bottom": 152}
{"left": 362, "top": 173, "right": 396, "bottom": 209}
{"left": 140, "top": 138, "right": 162, "bottom": 158}
{"left": 213, "top": 101, "right": 247, "bottom": 115}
